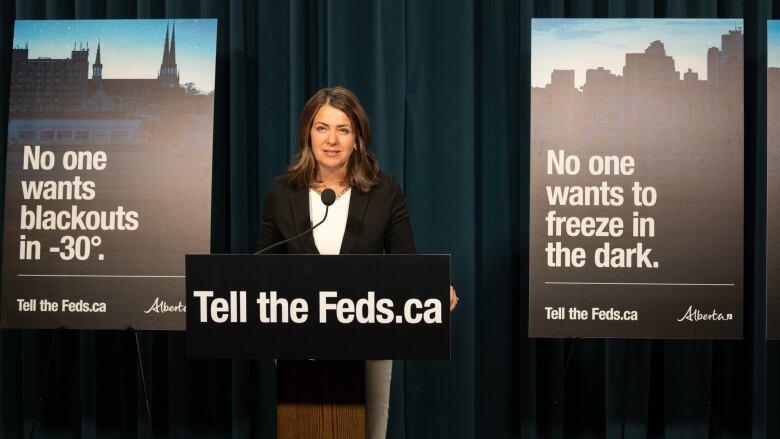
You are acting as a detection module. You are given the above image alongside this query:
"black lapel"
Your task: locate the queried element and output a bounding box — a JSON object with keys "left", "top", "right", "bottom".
{"left": 340, "top": 188, "right": 370, "bottom": 254}
{"left": 288, "top": 186, "right": 320, "bottom": 254}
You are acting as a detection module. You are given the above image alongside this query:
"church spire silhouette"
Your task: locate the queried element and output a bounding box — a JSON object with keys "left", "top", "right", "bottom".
{"left": 158, "top": 22, "right": 179, "bottom": 88}
{"left": 92, "top": 39, "right": 102, "bottom": 80}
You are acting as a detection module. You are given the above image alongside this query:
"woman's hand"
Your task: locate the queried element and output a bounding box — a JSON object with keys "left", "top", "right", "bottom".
{"left": 450, "top": 285, "right": 459, "bottom": 311}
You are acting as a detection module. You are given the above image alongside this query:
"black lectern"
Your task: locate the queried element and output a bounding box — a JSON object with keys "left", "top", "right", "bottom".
{"left": 185, "top": 254, "right": 450, "bottom": 438}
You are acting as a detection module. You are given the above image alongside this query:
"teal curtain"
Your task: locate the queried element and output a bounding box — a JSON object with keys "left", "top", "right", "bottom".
{"left": 0, "top": 0, "right": 776, "bottom": 437}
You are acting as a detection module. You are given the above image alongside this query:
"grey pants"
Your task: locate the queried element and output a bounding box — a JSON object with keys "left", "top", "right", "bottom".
{"left": 365, "top": 360, "right": 392, "bottom": 439}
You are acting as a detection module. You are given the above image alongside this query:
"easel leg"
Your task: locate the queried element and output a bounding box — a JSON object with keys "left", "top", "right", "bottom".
{"left": 554, "top": 338, "right": 579, "bottom": 409}
{"left": 688, "top": 340, "right": 722, "bottom": 439}
{"left": 134, "top": 330, "right": 155, "bottom": 439}
{"left": 28, "top": 328, "right": 60, "bottom": 439}
{"left": 619, "top": 341, "right": 629, "bottom": 439}
{"left": 117, "top": 332, "right": 129, "bottom": 439}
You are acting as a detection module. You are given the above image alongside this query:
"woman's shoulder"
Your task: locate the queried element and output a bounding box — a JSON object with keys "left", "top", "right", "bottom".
{"left": 262, "top": 174, "right": 300, "bottom": 207}
{"left": 267, "top": 174, "right": 296, "bottom": 193}
{"left": 370, "top": 170, "right": 392, "bottom": 190}
{"left": 369, "top": 170, "right": 404, "bottom": 197}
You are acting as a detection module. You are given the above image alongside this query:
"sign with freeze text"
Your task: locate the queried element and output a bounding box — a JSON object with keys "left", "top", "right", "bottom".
{"left": 186, "top": 255, "right": 451, "bottom": 359}
{"left": 529, "top": 19, "right": 743, "bottom": 338}
{"left": 1, "top": 20, "right": 218, "bottom": 329}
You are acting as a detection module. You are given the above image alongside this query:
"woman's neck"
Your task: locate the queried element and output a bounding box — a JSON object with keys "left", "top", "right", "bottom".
{"left": 316, "top": 168, "right": 348, "bottom": 187}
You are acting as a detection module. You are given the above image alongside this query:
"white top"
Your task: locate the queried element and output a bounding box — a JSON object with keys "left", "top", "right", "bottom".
{"left": 309, "top": 189, "right": 351, "bottom": 255}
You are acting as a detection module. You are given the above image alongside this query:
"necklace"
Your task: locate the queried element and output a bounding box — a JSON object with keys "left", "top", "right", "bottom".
{"left": 310, "top": 182, "right": 351, "bottom": 199}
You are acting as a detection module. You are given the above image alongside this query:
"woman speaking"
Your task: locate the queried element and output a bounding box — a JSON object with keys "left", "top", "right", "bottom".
{"left": 259, "top": 86, "right": 457, "bottom": 438}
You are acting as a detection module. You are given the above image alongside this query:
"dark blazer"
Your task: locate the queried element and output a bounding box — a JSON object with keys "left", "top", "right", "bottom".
{"left": 258, "top": 171, "right": 416, "bottom": 255}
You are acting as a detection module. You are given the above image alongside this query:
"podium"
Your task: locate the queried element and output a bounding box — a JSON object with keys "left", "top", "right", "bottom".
{"left": 276, "top": 359, "right": 365, "bottom": 438}
{"left": 185, "top": 254, "right": 450, "bottom": 438}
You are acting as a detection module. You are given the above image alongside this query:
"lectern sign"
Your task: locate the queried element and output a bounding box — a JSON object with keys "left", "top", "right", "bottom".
{"left": 186, "top": 254, "right": 451, "bottom": 359}
{"left": 529, "top": 19, "right": 743, "bottom": 338}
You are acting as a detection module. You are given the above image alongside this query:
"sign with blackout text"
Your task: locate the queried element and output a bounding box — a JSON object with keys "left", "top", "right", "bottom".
{"left": 1, "top": 20, "right": 218, "bottom": 329}
{"left": 186, "top": 254, "right": 451, "bottom": 359}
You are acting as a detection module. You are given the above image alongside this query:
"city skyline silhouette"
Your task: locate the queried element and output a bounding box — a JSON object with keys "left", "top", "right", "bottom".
{"left": 533, "top": 19, "right": 742, "bottom": 88}
{"left": 13, "top": 20, "right": 216, "bottom": 92}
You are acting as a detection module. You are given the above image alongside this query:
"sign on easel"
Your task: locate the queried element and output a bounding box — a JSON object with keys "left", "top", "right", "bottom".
{"left": 529, "top": 19, "right": 743, "bottom": 338}
{"left": 1, "top": 19, "right": 218, "bottom": 330}
{"left": 767, "top": 20, "right": 780, "bottom": 339}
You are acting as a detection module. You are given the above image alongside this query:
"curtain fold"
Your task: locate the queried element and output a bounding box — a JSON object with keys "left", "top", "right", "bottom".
{"left": 401, "top": 0, "right": 476, "bottom": 436}
{"left": 0, "top": 0, "right": 775, "bottom": 437}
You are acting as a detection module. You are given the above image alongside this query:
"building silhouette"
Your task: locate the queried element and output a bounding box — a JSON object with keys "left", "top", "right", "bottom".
{"left": 7, "top": 23, "right": 213, "bottom": 147}
{"left": 158, "top": 24, "right": 180, "bottom": 88}
{"left": 10, "top": 44, "right": 90, "bottom": 113}
{"left": 623, "top": 40, "right": 678, "bottom": 93}
{"left": 532, "top": 27, "right": 743, "bottom": 155}
{"left": 10, "top": 24, "right": 188, "bottom": 114}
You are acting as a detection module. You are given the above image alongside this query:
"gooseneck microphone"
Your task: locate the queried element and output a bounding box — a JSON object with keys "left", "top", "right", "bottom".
{"left": 255, "top": 188, "right": 337, "bottom": 254}
{"left": 319, "top": 187, "right": 337, "bottom": 206}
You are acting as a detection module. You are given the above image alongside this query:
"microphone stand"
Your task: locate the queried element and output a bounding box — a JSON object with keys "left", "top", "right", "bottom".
{"left": 255, "top": 188, "right": 336, "bottom": 254}
{"left": 255, "top": 205, "right": 331, "bottom": 254}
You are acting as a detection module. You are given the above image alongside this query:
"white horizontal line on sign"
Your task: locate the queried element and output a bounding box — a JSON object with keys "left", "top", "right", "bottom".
{"left": 18, "top": 274, "right": 184, "bottom": 278}
{"left": 545, "top": 282, "right": 735, "bottom": 286}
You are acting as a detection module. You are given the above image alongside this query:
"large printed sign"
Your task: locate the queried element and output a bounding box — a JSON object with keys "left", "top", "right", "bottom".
{"left": 768, "top": 21, "right": 780, "bottom": 339}
{"left": 529, "top": 19, "right": 743, "bottom": 338}
{"left": 1, "top": 20, "right": 218, "bottom": 329}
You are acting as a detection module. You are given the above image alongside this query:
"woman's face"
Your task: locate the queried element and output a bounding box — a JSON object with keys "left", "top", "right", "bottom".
{"left": 310, "top": 103, "right": 355, "bottom": 178}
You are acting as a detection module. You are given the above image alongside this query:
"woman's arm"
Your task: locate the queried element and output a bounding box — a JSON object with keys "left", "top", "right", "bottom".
{"left": 258, "top": 184, "right": 284, "bottom": 253}
{"left": 382, "top": 174, "right": 458, "bottom": 311}
{"left": 383, "top": 174, "right": 416, "bottom": 255}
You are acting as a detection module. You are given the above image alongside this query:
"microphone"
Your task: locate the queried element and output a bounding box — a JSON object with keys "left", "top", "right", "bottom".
{"left": 255, "top": 188, "right": 336, "bottom": 254}
{"left": 320, "top": 187, "right": 336, "bottom": 207}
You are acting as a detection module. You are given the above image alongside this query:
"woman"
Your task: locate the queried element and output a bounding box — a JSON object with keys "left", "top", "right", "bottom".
{"left": 259, "top": 86, "right": 457, "bottom": 438}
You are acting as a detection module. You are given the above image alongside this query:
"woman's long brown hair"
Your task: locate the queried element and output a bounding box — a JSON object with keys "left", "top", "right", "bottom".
{"left": 286, "top": 86, "right": 380, "bottom": 192}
